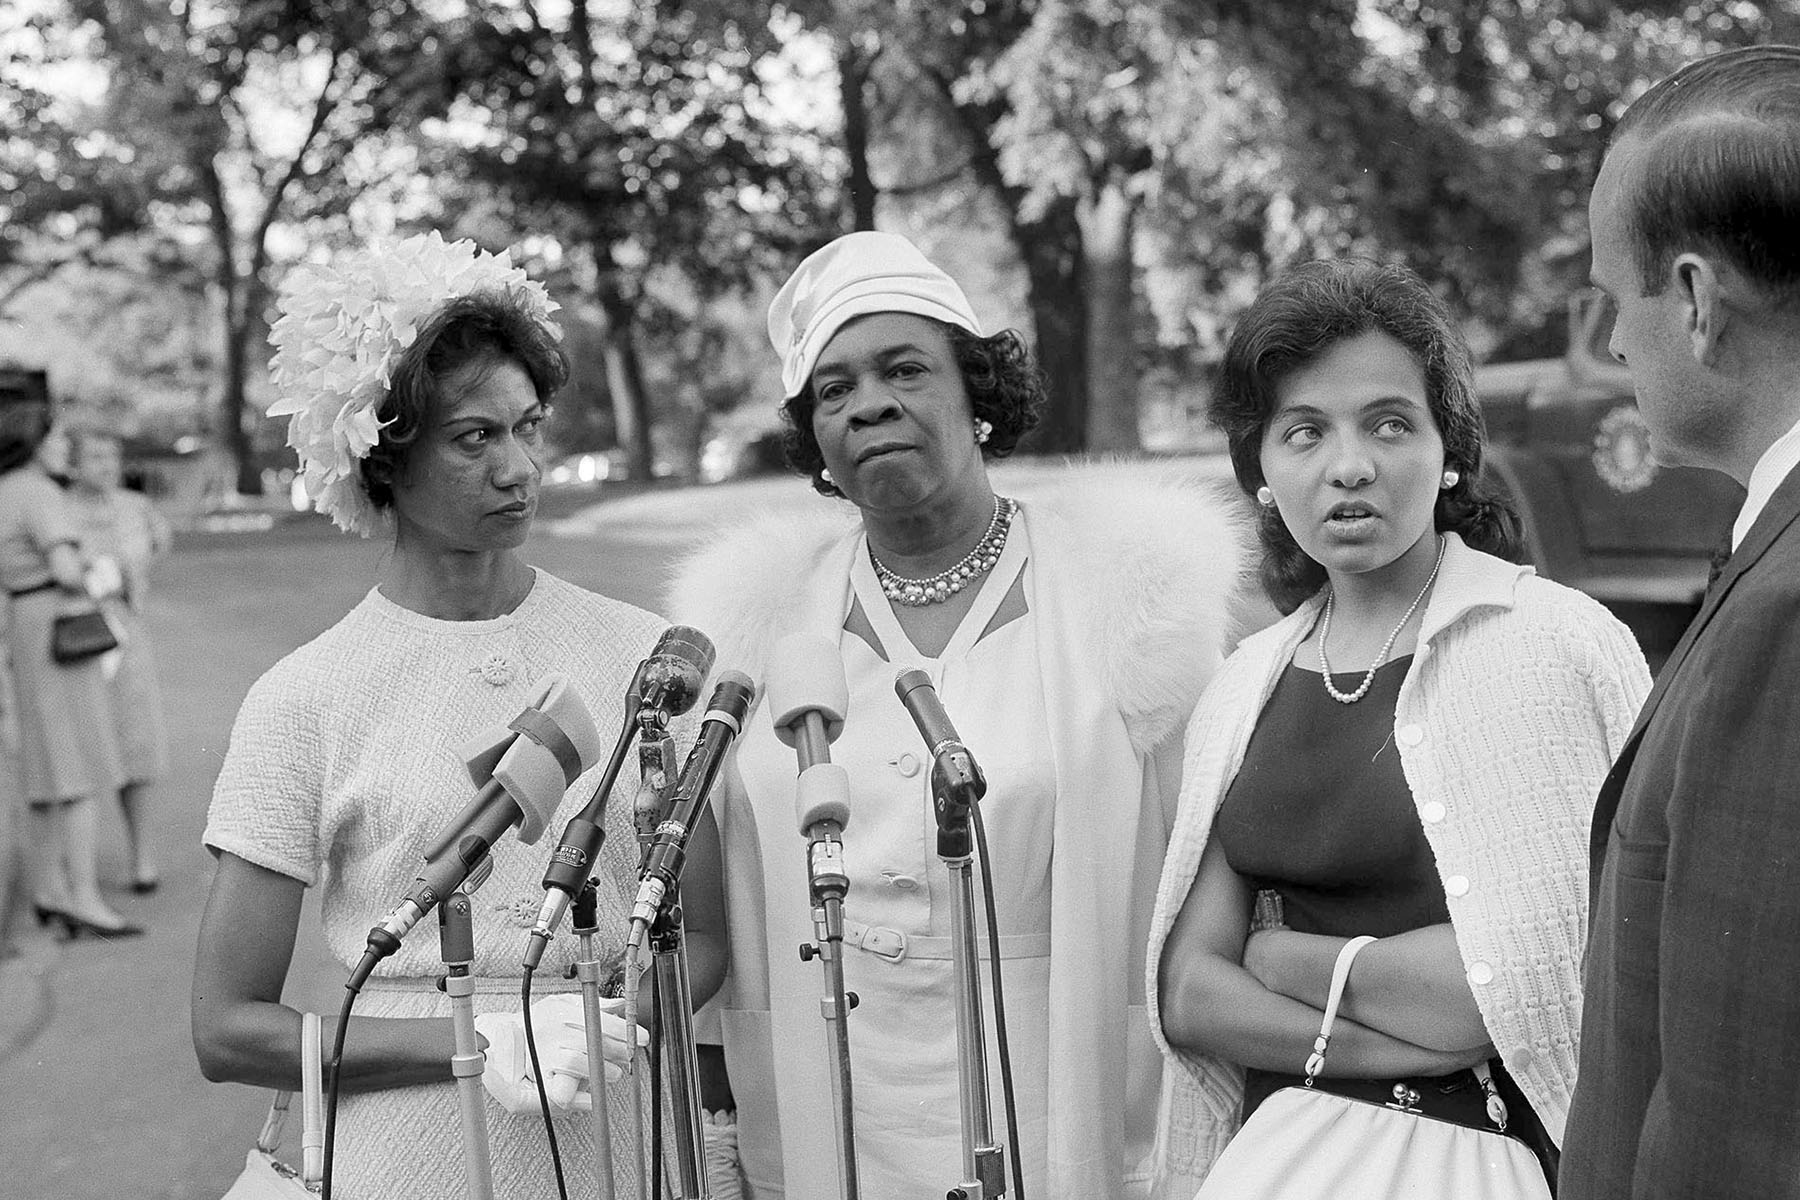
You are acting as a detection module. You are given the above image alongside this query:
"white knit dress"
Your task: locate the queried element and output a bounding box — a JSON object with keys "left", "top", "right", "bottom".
{"left": 205, "top": 569, "right": 673, "bottom": 1199}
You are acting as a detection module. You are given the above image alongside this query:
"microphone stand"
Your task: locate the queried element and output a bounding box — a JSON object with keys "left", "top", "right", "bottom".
{"left": 440, "top": 882, "right": 496, "bottom": 1200}
{"left": 649, "top": 886, "right": 709, "bottom": 1199}
{"left": 629, "top": 724, "right": 680, "bottom": 1200}
{"left": 626, "top": 671, "right": 753, "bottom": 1200}
{"left": 795, "top": 772, "right": 860, "bottom": 1200}
{"left": 935, "top": 762, "right": 1007, "bottom": 1200}
{"left": 569, "top": 880, "right": 616, "bottom": 1200}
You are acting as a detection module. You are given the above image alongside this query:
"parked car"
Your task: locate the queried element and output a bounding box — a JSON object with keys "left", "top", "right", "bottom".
{"left": 1475, "top": 292, "right": 1743, "bottom": 609}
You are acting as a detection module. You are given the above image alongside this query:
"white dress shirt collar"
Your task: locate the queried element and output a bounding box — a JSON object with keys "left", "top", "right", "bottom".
{"left": 1733, "top": 413, "right": 1800, "bottom": 549}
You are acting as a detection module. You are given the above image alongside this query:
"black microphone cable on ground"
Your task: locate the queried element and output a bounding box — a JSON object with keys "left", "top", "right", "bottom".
{"left": 972, "top": 800, "right": 1026, "bottom": 1200}
{"left": 523, "top": 965, "right": 573, "bottom": 1200}
{"left": 321, "top": 983, "right": 359, "bottom": 1200}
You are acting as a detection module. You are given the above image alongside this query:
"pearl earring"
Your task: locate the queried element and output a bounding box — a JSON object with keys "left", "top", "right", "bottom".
{"left": 1256, "top": 485, "right": 1275, "bottom": 508}
{"left": 1441, "top": 468, "right": 1460, "bottom": 489}
{"left": 974, "top": 419, "right": 993, "bottom": 445}
{"left": 820, "top": 468, "right": 834, "bottom": 486}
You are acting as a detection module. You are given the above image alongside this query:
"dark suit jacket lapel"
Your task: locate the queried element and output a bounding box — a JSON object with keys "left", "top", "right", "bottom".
{"left": 1592, "top": 464, "right": 1800, "bottom": 856}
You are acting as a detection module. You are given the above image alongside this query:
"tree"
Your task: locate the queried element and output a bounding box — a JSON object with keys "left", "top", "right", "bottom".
{"left": 853, "top": 0, "right": 1093, "bottom": 452}
{"left": 426, "top": 0, "right": 828, "bottom": 479}
{"left": 12, "top": 0, "right": 440, "bottom": 492}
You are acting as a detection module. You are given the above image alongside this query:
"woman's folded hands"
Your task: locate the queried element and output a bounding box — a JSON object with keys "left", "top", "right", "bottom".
{"left": 474, "top": 993, "right": 649, "bottom": 1114}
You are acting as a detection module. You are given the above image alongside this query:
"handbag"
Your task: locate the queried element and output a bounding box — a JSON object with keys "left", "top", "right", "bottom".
{"left": 49, "top": 606, "right": 120, "bottom": 664}
{"left": 222, "top": 1012, "right": 324, "bottom": 1198}
{"left": 1194, "top": 936, "right": 1552, "bottom": 1200}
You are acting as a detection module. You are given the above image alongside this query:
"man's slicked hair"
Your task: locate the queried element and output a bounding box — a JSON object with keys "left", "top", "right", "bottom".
{"left": 1610, "top": 44, "right": 1800, "bottom": 306}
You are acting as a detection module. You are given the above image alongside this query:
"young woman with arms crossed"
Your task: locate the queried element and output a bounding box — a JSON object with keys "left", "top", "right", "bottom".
{"left": 1148, "top": 260, "right": 1650, "bottom": 1196}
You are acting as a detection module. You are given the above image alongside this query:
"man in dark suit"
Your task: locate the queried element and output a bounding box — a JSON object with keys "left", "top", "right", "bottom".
{"left": 1562, "top": 45, "right": 1800, "bottom": 1200}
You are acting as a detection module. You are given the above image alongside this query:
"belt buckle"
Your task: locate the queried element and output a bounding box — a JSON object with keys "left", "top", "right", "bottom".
{"left": 861, "top": 924, "right": 907, "bottom": 963}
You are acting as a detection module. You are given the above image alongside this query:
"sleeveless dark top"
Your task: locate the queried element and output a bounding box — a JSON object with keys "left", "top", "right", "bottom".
{"left": 1215, "top": 657, "right": 1556, "bottom": 1185}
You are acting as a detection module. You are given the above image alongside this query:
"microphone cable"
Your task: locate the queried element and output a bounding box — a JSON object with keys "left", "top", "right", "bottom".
{"left": 971, "top": 799, "right": 1026, "bottom": 1200}
{"left": 320, "top": 982, "right": 360, "bottom": 1200}
{"left": 522, "top": 964, "right": 573, "bottom": 1200}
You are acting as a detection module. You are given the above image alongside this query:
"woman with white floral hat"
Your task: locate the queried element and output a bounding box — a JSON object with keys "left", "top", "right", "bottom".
{"left": 191, "top": 233, "right": 722, "bottom": 1197}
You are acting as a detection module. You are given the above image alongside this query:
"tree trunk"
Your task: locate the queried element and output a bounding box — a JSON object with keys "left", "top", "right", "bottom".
{"left": 838, "top": 39, "right": 877, "bottom": 231}
{"left": 203, "top": 166, "right": 260, "bottom": 495}
{"left": 1014, "top": 198, "right": 1088, "bottom": 453}
{"left": 1080, "top": 172, "right": 1139, "bottom": 452}
{"left": 222, "top": 309, "right": 261, "bottom": 494}
{"left": 927, "top": 69, "right": 1089, "bottom": 452}
{"left": 595, "top": 265, "right": 654, "bottom": 481}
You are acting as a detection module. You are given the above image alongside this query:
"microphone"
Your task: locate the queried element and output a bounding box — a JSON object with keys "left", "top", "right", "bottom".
{"left": 636, "top": 625, "right": 715, "bottom": 722}
{"left": 768, "top": 632, "right": 852, "bottom": 851}
{"left": 893, "top": 668, "right": 986, "bottom": 857}
{"left": 349, "top": 674, "right": 602, "bottom": 990}
{"left": 524, "top": 627, "right": 716, "bottom": 968}
{"left": 626, "top": 670, "right": 756, "bottom": 949}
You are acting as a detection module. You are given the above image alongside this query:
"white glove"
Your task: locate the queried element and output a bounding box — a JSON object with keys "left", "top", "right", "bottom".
{"left": 473, "top": 994, "right": 647, "bottom": 1115}
{"left": 83, "top": 556, "right": 125, "bottom": 601}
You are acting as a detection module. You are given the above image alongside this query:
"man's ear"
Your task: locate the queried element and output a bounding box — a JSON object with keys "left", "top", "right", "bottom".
{"left": 1674, "top": 252, "right": 1730, "bottom": 368}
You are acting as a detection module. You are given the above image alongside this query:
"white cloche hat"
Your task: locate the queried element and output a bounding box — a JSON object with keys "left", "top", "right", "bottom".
{"left": 767, "top": 231, "right": 984, "bottom": 401}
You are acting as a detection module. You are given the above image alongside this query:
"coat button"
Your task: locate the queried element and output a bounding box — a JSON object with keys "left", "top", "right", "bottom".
{"left": 1419, "top": 800, "right": 1447, "bottom": 823}
{"left": 1468, "top": 961, "right": 1495, "bottom": 986}
{"left": 882, "top": 871, "right": 921, "bottom": 891}
{"left": 1444, "top": 875, "right": 1470, "bottom": 897}
{"left": 894, "top": 752, "right": 921, "bottom": 777}
{"left": 1397, "top": 724, "right": 1424, "bottom": 748}
{"left": 1506, "top": 1046, "right": 1535, "bottom": 1073}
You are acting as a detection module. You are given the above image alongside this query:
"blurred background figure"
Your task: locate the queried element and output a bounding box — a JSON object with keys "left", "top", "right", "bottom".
{"left": 32, "top": 418, "right": 73, "bottom": 487}
{"left": 66, "top": 424, "right": 172, "bottom": 893}
{"left": 0, "top": 405, "right": 136, "bottom": 939}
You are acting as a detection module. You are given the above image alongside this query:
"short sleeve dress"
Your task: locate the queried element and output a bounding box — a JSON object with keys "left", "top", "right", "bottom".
{"left": 204, "top": 569, "right": 677, "bottom": 1199}
{"left": 0, "top": 465, "right": 125, "bottom": 803}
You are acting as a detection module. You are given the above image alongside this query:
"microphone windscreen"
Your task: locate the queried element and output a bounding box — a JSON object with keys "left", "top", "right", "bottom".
{"left": 795, "top": 762, "right": 851, "bottom": 837}
{"left": 640, "top": 625, "right": 716, "bottom": 717}
{"left": 491, "top": 673, "right": 603, "bottom": 844}
{"left": 767, "top": 633, "right": 848, "bottom": 749}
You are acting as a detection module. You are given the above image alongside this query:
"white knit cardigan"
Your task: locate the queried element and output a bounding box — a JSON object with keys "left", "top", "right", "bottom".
{"left": 1146, "top": 534, "right": 1651, "bottom": 1197}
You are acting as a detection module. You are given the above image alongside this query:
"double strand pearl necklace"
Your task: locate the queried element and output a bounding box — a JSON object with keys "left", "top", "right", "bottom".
{"left": 870, "top": 495, "right": 1017, "bottom": 607}
{"left": 1317, "top": 535, "right": 1446, "bottom": 704}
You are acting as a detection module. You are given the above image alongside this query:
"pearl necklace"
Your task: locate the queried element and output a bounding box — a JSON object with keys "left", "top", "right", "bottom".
{"left": 1317, "top": 535, "right": 1446, "bottom": 704}
{"left": 871, "top": 495, "right": 1017, "bottom": 607}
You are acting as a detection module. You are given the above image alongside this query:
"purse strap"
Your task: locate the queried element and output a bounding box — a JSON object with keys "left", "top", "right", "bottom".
{"left": 252, "top": 1012, "right": 324, "bottom": 1186}
{"left": 1297, "top": 938, "right": 1516, "bottom": 1133}
{"left": 1303, "top": 935, "right": 1377, "bottom": 1084}
{"left": 300, "top": 1011, "right": 324, "bottom": 1185}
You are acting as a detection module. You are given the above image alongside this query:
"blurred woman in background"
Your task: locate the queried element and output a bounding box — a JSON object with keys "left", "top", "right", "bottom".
{"left": 67, "top": 424, "right": 172, "bottom": 894}
{"left": 0, "top": 405, "right": 134, "bottom": 938}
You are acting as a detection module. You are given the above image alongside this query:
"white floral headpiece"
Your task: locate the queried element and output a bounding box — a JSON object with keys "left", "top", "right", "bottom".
{"left": 266, "top": 231, "right": 562, "bottom": 536}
